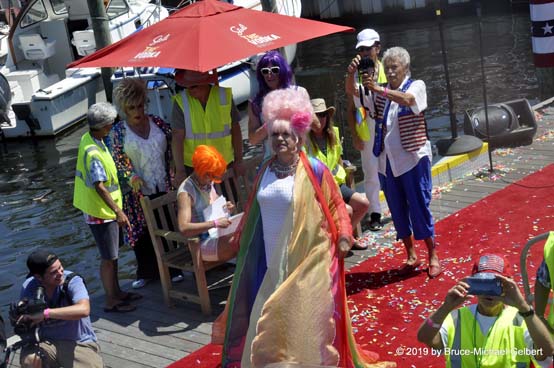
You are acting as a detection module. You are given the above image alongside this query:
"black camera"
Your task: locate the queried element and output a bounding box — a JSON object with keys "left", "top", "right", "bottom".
{"left": 358, "top": 56, "right": 375, "bottom": 75}
{"left": 9, "top": 286, "right": 46, "bottom": 341}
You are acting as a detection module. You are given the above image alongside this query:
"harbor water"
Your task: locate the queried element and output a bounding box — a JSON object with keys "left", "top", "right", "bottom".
{"left": 0, "top": 11, "right": 539, "bottom": 312}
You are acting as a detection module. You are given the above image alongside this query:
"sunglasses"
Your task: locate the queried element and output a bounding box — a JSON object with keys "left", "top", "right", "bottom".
{"left": 316, "top": 112, "right": 328, "bottom": 118}
{"left": 260, "top": 66, "right": 280, "bottom": 76}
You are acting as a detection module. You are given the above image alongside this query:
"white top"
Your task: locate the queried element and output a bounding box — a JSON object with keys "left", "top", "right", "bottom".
{"left": 257, "top": 169, "right": 294, "bottom": 265}
{"left": 124, "top": 118, "right": 167, "bottom": 195}
{"left": 439, "top": 304, "right": 552, "bottom": 367}
{"left": 377, "top": 76, "right": 432, "bottom": 177}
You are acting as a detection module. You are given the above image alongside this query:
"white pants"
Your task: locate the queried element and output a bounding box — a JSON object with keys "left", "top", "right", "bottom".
{"left": 200, "top": 236, "right": 219, "bottom": 261}
{"left": 360, "top": 119, "right": 382, "bottom": 215}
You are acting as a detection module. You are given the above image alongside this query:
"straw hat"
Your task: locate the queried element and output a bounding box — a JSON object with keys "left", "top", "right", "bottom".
{"left": 310, "top": 98, "right": 335, "bottom": 118}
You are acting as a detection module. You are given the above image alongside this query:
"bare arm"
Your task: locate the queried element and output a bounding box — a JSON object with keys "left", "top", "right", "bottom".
{"left": 248, "top": 102, "right": 267, "bottom": 145}
{"left": 177, "top": 192, "right": 230, "bottom": 237}
{"left": 231, "top": 121, "right": 243, "bottom": 165}
{"left": 172, "top": 128, "right": 186, "bottom": 187}
{"left": 418, "top": 280, "right": 471, "bottom": 350}
{"left": 94, "top": 181, "right": 130, "bottom": 228}
{"left": 497, "top": 274, "right": 554, "bottom": 360}
{"left": 362, "top": 73, "right": 415, "bottom": 106}
{"left": 21, "top": 299, "right": 91, "bottom": 326}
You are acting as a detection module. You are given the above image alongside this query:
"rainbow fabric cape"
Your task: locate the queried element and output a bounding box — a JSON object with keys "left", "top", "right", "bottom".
{"left": 221, "top": 152, "right": 394, "bottom": 368}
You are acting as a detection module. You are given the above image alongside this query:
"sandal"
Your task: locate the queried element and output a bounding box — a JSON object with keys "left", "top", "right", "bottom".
{"left": 121, "top": 292, "right": 143, "bottom": 302}
{"left": 104, "top": 301, "right": 136, "bottom": 313}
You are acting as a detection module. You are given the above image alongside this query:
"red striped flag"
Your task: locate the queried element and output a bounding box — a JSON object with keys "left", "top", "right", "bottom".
{"left": 531, "top": 0, "right": 554, "bottom": 67}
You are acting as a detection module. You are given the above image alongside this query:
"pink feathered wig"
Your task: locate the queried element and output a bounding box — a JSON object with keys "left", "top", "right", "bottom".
{"left": 262, "top": 88, "right": 314, "bottom": 139}
{"left": 192, "top": 145, "right": 227, "bottom": 183}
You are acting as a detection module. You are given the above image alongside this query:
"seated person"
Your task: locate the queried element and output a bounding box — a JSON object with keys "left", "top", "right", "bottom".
{"left": 177, "top": 145, "right": 238, "bottom": 262}
{"left": 417, "top": 253, "right": 554, "bottom": 367}
{"left": 534, "top": 231, "right": 554, "bottom": 332}
{"left": 19, "top": 250, "right": 103, "bottom": 368}
{"left": 306, "top": 98, "right": 370, "bottom": 250}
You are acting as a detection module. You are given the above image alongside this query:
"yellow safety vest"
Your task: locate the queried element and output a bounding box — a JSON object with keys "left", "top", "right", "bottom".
{"left": 73, "top": 132, "right": 122, "bottom": 219}
{"left": 173, "top": 86, "right": 233, "bottom": 166}
{"left": 542, "top": 231, "right": 554, "bottom": 329}
{"left": 376, "top": 59, "right": 387, "bottom": 84}
{"left": 443, "top": 306, "right": 532, "bottom": 368}
{"left": 306, "top": 126, "right": 347, "bottom": 185}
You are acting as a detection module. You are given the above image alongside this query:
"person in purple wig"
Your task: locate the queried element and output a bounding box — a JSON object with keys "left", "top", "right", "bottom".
{"left": 247, "top": 50, "right": 308, "bottom": 158}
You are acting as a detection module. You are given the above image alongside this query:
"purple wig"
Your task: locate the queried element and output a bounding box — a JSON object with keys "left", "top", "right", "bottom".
{"left": 253, "top": 51, "right": 293, "bottom": 109}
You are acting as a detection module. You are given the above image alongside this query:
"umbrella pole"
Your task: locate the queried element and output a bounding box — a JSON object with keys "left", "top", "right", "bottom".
{"left": 87, "top": 0, "right": 114, "bottom": 102}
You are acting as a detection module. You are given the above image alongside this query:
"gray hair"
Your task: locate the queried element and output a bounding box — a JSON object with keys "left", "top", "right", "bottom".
{"left": 382, "top": 47, "right": 411, "bottom": 74}
{"left": 87, "top": 102, "right": 117, "bottom": 130}
{"left": 113, "top": 78, "right": 147, "bottom": 119}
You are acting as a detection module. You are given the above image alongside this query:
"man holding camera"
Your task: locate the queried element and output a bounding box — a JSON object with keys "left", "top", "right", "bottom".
{"left": 17, "top": 250, "right": 102, "bottom": 368}
{"left": 345, "top": 28, "right": 387, "bottom": 233}
{"left": 417, "top": 254, "right": 554, "bottom": 367}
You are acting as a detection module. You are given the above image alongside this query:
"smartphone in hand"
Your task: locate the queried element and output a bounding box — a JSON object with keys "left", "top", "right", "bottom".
{"left": 466, "top": 274, "right": 503, "bottom": 296}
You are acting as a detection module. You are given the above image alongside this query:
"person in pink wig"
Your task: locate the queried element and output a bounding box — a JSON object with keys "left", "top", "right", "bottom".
{"left": 217, "top": 88, "right": 395, "bottom": 368}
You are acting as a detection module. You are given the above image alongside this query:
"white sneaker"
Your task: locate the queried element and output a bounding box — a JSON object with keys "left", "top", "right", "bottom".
{"left": 132, "top": 279, "right": 146, "bottom": 289}
{"left": 171, "top": 274, "right": 184, "bottom": 283}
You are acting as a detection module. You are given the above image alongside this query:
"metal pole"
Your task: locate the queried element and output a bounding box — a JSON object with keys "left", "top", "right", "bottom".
{"left": 87, "top": 0, "right": 113, "bottom": 102}
{"left": 437, "top": 8, "right": 458, "bottom": 139}
{"left": 476, "top": 1, "right": 494, "bottom": 173}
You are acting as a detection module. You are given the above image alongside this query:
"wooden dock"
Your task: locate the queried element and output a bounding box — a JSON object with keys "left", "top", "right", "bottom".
{"left": 5, "top": 107, "right": 554, "bottom": 368}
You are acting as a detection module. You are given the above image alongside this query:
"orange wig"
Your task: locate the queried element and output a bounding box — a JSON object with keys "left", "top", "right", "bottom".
{"left": 192, "top": 145, "right": 227, "bottom": 183}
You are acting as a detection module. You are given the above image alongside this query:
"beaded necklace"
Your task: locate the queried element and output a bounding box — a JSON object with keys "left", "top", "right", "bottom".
{"left": 269, "top": 155, "right": 299, "bottom": 179}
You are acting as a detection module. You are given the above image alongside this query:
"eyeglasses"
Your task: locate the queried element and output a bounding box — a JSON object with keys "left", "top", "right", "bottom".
{"left": 260, "top": 66, "right": 280, "bottom": 76}
{"left": 316, "top": 112, "right": 327, "bottom": 118}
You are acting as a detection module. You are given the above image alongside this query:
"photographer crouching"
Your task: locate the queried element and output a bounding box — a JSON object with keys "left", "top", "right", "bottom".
{"left": 15, "top": 250, "right": 102, "bottom": 368}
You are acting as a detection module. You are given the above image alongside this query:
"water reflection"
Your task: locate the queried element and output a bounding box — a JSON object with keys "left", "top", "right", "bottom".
{"left": 0, "top": 12, "right": 539, "bottom": 310}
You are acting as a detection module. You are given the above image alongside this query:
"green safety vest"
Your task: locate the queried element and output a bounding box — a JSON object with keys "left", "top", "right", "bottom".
{"left": 73, "top": 132, "right": 122, "bottom": 219}
{"left": 542, "top": 231, "right": 554, "bottom": 329}
{"left": 444, "top": 306, "right": 532, "bottom": 368}
{"left": 306, "top": 126, "right": 347, "bottom": 185}
{"left": 173, "top": 86, "right": 233, "bottom": 167}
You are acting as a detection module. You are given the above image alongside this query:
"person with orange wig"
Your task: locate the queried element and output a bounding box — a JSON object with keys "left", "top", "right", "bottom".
{"left": 177, "top": 145, "right": 237, "bottom": 261}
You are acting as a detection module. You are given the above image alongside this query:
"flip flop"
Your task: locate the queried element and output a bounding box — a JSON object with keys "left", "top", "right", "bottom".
{"left": 104, "top": 301, "right": 136, "bottom": 313}
{"left": 428, "top": 264, "right": 442, "bottom": 278}
{"left": 122, "top": 292, "right": 143, "bottom": 302}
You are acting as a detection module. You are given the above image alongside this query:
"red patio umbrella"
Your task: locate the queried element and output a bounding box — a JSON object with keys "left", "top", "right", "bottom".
{"left": 67, "top": 0, "right": 353, "bottom": 72}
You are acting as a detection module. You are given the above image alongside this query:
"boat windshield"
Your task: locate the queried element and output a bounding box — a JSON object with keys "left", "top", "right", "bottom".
{"left": 20, "top": 0, "right": 46, "bottom": 28}
{"left": 51, "top": 0, "right": 67, "bottom": 15}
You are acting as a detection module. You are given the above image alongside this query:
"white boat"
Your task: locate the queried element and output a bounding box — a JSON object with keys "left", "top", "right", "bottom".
{"left": 0, "top": 0, "right": 169, "bottom": 138}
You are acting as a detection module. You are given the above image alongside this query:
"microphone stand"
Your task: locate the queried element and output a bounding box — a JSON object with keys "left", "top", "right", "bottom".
{"left": 435, "top": 6, "right": 483, "bottom": 156}
{"left": 477, "top": 0, "right": 494, "bottom": 173}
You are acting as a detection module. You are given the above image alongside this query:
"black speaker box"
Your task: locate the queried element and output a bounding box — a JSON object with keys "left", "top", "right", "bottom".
{"left": 463, "top": 98, "right": 537, "bottom": 149}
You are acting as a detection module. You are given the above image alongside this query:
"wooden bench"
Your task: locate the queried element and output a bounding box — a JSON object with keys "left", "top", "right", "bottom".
{"left": 140, "top": 155, "right": 263, "bottom": 315}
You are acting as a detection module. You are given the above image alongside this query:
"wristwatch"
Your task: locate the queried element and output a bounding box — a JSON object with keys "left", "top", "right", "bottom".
{"left": 518, "top": 306, "right": 535, "bottom": 318}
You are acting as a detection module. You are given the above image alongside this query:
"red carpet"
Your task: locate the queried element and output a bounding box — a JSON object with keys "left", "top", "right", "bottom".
{"left": 168, "top": 164, "right": 554, "bottom": 368}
